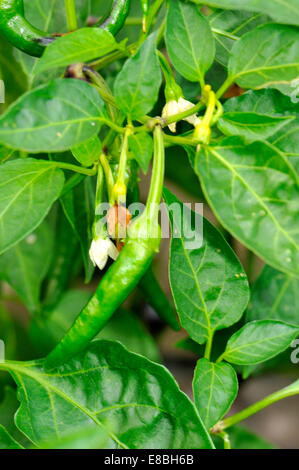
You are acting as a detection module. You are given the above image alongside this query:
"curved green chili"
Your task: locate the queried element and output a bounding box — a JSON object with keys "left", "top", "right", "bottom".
{"left": 0, "top": 0, "right": 131, "bottom": 57}
{"left": 45, "top": 125, "right": 164, "bottom": 370}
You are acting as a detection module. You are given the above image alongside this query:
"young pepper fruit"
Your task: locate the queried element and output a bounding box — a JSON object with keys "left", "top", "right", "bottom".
{"left": 45, "top": 125, "right": 165, "bottom": 370}
{"left": 0, "top": 0, "right": 131, "bottom": 57}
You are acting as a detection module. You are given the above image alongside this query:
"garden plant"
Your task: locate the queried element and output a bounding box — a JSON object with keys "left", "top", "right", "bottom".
{"left": 0, "top": 0, "right": 298, "bottom": 450}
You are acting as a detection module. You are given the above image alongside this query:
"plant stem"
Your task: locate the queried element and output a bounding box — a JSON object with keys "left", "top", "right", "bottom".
{"left": 100, "top": 153, "right": 115, "bottom": 204}
{"left": 64, "top": 0, "right": 78, "bottom": 31}
{"left": 221, "top": 379, "right": 299, "bottom": 430}
{"left": 212, "top": 28, "right": 239, "bottom": 41}
{"left": 215, "top": 76, "right": 235, "bottom": 99}
{"left": 48, "top": 161, "right": 97, "bottom": 175}
{"left": 116, "top": 126, "right": 131, "bottom": 187}
{"left": 204, "top": 332, "right": 214, "bottom": 360}
{"left": 146, "top": 125, "right": 165, "bottom": 222}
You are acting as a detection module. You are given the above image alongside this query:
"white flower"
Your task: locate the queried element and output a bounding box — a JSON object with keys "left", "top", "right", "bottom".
{"left": 89, "top": 238, "right": 119, "bottom": 270}
{"left": 162, "top": 97, "right": 198, "bottom": 132}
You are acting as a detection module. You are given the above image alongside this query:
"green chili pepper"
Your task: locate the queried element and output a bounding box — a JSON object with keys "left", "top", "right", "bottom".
{"left": 0, "top": 0, "right": 131, "bottom": 57}
{"left": 45, "top": 125, "right": 164, "bottom": 370}
{"left": 99, "top": 0, "right": 131, "bottom": 35}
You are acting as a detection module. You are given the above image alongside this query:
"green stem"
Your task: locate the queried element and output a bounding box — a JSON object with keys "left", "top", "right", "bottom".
{"left": 47, "top": 161, "right": 97, "bottom": 175}
{"left": 117, "top": 126, "right": 131, "bottom": 187}
{"left": 215, "top": 76, "right": 235, "bottom": 99}
{"left": 146, "top": 125, "right": 164, "bottom": 222}
{"left": 221, "top": 379, "right": 299, "bottom": 430}
{"left": 83, "top": 67, "right": 118, "bottom": 120}
{"left": 212, "top": 28, "right": 239, "bottom": 41}
{"left": 204, "top": 331, "right": 214, "bottom": 360}
{"left": 64, "top": 0, "right": 78, "bottom": 31}
{"left": 219, "top": 432, "right": 231, "bottom": 449}
{"left": 100, "top": 153, "right": 115, "bottom": 205}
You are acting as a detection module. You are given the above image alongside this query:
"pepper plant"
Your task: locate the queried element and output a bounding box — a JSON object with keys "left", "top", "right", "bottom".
{"left": 0, "top": 0, "right": 298, "bottom": 450}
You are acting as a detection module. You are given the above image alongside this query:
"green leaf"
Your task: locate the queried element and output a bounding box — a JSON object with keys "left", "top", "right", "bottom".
{"left": 0, "top": 158, "right": 64, "bottom": 255}
{"left": 192, "top": 0, "right": 299, "bottom": 26}
{"left": 223, "top": 89, "right": 299, "bottom": 157}
{"left": 0, "top": 79, "right": 108, "bottom": 152}
{"left": 163, "top": 187, "right": 249, "bottom": 344}
{"left": 221, "top": 320, "right": 299, "bottom": 365}
{"left": 247, "top": 265, "right": 299, "bottom": 326}
{"left": 35, "top": 28, "right": 118, "bottom": 74}
{"left": 228, "top": 24, "right": 299, "bottom": 89}
{"left": 191, "top": 137, "right": 299, "bottom": 277}
{"left": 209, "top": 10, "right": 270, "bottom": 67}
{"left": 0, "top": 386, "right": 30, "bottom": 448}
{"left": 128, "top": 132, "right": 153, "bottom": 173}
{"left": 61, "top": 178, "right": 95, "bottom": 283}
{"left": 0, "top": 425, "right": 23, "bottom": 449}
{"left": 14, "top": 0, "right": 91, "bottom": 87}
{"left": 165, "top": 0, "right": 215, "bottom": 83}
{"left": 71, "top": 135, "right": 102, "bottom": 167}
{"left": 218, "top": 112, "right": 294, "bottom": 142}
{"left": 0, "top": 341, "right": 214, "bottom": 449}
{"left": 114, "top": 34, "right": 162, "bottom": 119}
{"left": 0, "top": 223, "right": 53, "bottom": 312}
{"left": 0, "top": 144, "right": 17, "bottom": 164}
{"left": 193, "top": 358, "right": 238, "bottom": 429}
{"left": 31, "top": 290, "right": 161, "bottom": 363}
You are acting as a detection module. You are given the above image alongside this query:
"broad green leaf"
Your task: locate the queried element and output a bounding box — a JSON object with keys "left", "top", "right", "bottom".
{"left": 193, "top": 358, "right": 238, "bottom": 429}
{"left": 223, "top": 89, "right": 299, "bottom": 157}
{"left": 0, "top": 39, "right": 27, "bottom": 109}
{"left": 114, "top": 34, "right": 162, "bottom": 119}
{"left": 0, "top": 144, "right": 16, "bottom": 164}
{"left": 221, "top": 320, "right": 299, "bottom": 365}
{"left": 209, "top": 10, "right": 270, "bottom": 67}
{"left": 35, "top": 29, "right": 118, "bottom": 75}
{"left": 40, "top": 425, "right": 109, "bottom": 449}
{"left": 61, "top": 178, "right": 95, "bottom": 282}
{"left": 0, "top": 223, "right": 53, "bottom": 312}
{"left": 0, "top": 158, "right": 64, "bottom": 255}
{"left": 31, "top": 290, "right": 161, "bottom": 362}
{"left": 0, "top": 341, "right": 214, "bottom": 449}
{"left": 128, "top": 132, "right": 153, "bottom": 173}
{"left": 15, "top": 0, "right": 91, "bottom": 87}
{"left": 191, "top": 137, "right": 299, "bottom": 277}
{"left": 218, "top": 112, "right": 293, "bottom": 142}
{"left": 0, "top": 425, "right": 23, "bottom": 449}
{"left": 165, "top": 0, "right": 215, "bottom": 83}
{"left": 163, "top": 188, "right": 249, "bottom": 344}
{"left": 0, "top": 79, "right": 108, "bottom": 152}
{"left": 247, "top": 265, "right": 299, "bottom": 326}
{"left": 192, "top": 0, "right": 299, "bottom": 26}
{"left": 0, "top": 387, "right": 29, "bottom": 448}
{"left": 228, "top": 24, "right": 299, "bottom": 89}
{"left": 71, "top": 135, "right": 102, "bottom": 167}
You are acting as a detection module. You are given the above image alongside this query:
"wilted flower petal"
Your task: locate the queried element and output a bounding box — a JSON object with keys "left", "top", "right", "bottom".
{"left": 89, "top": 238, "right": 119, "bottom": 270}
